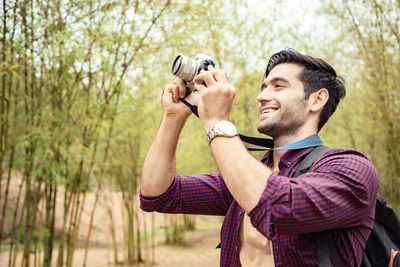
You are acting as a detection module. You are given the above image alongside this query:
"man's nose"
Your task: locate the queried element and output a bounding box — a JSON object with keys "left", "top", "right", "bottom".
{"left": 257, "top": 88, "right": 273, "bottom": 103}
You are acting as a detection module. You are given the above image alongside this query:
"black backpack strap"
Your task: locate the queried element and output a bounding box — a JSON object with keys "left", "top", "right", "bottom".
{"left": 317, "top": 231, "right": 346, "bottom": 267}
{"left": 293, "top": 146, "right": 345, "bottom": 266}
{"left": 294, "top": 145, "right": 330, "bottom": 178}
{"left": 316, "top": 231, "right": 332, "bottom": 266}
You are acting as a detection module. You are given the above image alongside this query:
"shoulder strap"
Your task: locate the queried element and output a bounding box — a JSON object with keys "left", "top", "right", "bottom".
{"left": 294, "top": 145, "right": 330, "bottom": 178}
{"left": 294, "top": 146, "right": 346, "bottom": 266}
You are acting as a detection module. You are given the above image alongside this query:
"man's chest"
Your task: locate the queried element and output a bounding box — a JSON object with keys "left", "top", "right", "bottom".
{"left": 239, "top": 213, "right": 275, "bottom": 266}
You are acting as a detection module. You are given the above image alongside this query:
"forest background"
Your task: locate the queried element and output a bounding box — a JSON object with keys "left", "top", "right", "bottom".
{"left": 0, "top": 0, "right": 399, "bottom": 266}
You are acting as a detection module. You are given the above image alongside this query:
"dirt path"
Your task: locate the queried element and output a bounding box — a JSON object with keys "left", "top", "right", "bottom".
{"left": 0, "top": 217, "right": 222, "bottom": 267}
{"left": 136, "top": 227, "right": 221, "bottom": 267}
{"left": 1, "top": 181, "right": 223, "bottom": 266}
{"left": 72, "top": 226, "right": 221, "bottom": 267}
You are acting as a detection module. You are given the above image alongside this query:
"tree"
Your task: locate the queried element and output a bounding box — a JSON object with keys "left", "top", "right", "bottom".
{"left": 320, "top": 0, "right": 400, "bottom": 212}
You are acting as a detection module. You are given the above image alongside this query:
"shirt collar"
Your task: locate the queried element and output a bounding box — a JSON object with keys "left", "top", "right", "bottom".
{"left": 260, "top": 135, "right": 320, "bottom": 168}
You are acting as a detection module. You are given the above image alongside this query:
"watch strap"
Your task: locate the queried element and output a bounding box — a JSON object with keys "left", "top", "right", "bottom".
{"left": 206, "top": 121, "right": 238, "bottom": 144}
{"left": 206, "top": 128, "right": 218, "bottom": 144}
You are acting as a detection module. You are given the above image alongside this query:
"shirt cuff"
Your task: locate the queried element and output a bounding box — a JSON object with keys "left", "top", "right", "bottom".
{"left": 139, "top": 176, "right": 177, "bottom": 212}
{"left": 248, "top": 173, "right": 283, "bottom": 240}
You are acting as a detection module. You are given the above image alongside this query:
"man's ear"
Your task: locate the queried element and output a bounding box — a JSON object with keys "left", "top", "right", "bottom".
{"left": 310, "top": 88, "right": 329, "bottom": 112}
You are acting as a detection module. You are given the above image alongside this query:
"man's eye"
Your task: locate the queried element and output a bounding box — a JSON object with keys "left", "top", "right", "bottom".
{"left": 276, "top": 84, "right": 284, "bottom": 88}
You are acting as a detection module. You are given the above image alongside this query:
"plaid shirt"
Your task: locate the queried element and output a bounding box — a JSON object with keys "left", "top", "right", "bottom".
{"left": 140, "top": 146, "right": 379, "bottom": 266}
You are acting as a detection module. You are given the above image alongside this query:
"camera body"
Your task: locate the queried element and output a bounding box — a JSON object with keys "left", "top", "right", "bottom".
{"left": 171, "top": 54, "right": 215, "bottom": 92}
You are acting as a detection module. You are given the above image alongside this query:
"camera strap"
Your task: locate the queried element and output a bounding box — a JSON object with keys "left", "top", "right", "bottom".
{"left": 179, "top": 98, "right": 323, "bottom": 151}
{"left": 240, "top": 134, "right": 323, "bottom": 151}
{"left": 180, "top": 98, "right": 199, "bottom": 117}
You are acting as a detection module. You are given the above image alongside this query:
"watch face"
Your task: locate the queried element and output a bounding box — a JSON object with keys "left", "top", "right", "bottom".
{"left": 217, "top": 121, "right": 237, "bottom": 135}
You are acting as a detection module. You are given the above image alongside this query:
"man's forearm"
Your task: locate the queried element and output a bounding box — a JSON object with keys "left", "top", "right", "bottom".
{"left": 209, "top": 136, "right": 272, "bottom": 213}
{"left": 191, "top": 65, "right": 272, "bottom": 212}
{"left": 141, "top": 115, "right": 187, "bottom": 196}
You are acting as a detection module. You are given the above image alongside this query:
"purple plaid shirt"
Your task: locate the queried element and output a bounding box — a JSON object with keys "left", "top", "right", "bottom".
{"left": 140, "top": 146, "right": 379, "bottom": 266}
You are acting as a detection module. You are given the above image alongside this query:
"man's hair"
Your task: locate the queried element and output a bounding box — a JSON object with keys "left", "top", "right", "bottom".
{"left": 265, "top": 49, "right": 346, "bottom": 131}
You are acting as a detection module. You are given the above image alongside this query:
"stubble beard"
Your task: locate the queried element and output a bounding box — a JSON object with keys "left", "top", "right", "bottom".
{"left": 257, "top": 102, "right": 307, "bottom": 139}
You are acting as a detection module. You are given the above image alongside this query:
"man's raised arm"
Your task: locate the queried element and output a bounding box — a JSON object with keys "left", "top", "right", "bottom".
{"left": 140, "top": 78, "right": 192, "bottom": 196}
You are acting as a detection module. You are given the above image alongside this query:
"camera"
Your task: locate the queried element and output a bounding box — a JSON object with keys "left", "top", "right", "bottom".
{"left": 171, "top": 54, "right": 215, "bottom": 92}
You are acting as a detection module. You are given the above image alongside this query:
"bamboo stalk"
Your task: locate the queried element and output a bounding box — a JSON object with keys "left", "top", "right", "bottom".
{"left": 56, "top": 187, "right": 74, "bottom": 267}
{"left": 66, "top": 189, "right": 80, "bottom": 267}
{"left": 0, "top": 0, "right": 8, "bottom": 221}
{"left": 0, "top": 145, "right": 14, "bottom": 249}
{"left": 82, "top": 184, "right": 99, "bottom": 267}
{"left": 105, "top": 193, "right": 119, "bottom": 264}
{"left": 8, "top": 174, "right": 24, "bottom": 267}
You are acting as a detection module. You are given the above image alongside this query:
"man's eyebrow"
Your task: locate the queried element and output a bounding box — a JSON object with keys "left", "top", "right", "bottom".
{"left": 260, "top": 77, "right": 291, "bottom": 90}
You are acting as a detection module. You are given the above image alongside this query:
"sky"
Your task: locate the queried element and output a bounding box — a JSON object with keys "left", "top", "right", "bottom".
{"left": 247, "top": 0, "right": 338, "bottom": 51}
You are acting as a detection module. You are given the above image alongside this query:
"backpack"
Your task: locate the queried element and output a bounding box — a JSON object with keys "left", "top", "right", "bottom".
{"left": 296, "top": 146, "right": 400, "bottom": 267}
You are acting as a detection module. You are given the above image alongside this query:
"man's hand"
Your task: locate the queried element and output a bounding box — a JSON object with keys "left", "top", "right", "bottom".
{"left": 193, "top": 66, "right": 236, "bottom": 132}
{"left": 162, "top": 78, "right": 192, "bottom": 120}
{"left": 142, "top": 78, "right": 196, "bottom": 197}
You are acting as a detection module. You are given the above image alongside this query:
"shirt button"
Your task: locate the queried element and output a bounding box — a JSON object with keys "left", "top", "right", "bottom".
{"left": 287, "top": 161, "right": 292, "bottom": 165}
{"left": 235, "top": 245, "right": 239, "bottom": 251}
{"left": 238, "top": 211, "right": 243, "bottom": 216}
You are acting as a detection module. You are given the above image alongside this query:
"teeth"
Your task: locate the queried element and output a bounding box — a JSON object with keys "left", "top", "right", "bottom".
{"left": 263, "top": 109, "right": 277, "bottom": 114}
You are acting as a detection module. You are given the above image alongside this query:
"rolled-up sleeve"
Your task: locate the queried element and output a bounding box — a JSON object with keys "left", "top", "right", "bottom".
{"left": 248, "top": 148, "right": 379, "bottom": 240}
{"left": 140, "top": 172, "right": 234, "bottom": 216}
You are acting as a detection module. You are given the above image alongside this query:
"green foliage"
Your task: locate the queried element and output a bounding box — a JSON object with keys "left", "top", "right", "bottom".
{"left": 1, "top": 0, "right": 399, "bottom": 265}
{"left": 319, "top": 0, "right": 400, "bottom": 212}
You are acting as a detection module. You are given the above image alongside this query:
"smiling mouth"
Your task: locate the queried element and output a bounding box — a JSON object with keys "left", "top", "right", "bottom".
{"left": 262, "top": 108, "right": 278, "bottom": 114}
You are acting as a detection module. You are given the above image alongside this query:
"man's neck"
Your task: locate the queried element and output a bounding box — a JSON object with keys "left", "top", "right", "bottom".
{"left": 271, "top": 130, "right": 318, "bottom": 171}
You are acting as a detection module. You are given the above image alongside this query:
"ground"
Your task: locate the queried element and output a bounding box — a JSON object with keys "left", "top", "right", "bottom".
{"left": 0, "top": 216, "right": 222, "bottom": 267}
{"left": 0, "top": 178, "right": 222, "bottom": 266}
{"left": 73, "top": 218, "right": 222, "bottom": 267}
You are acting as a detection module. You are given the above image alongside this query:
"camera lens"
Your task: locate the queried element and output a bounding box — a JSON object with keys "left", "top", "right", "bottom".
{"left": 172, "top": 56, "right": 182, "bottom": 75}
{"left": 171, "top": 55, "right": 199, "bottom": 82}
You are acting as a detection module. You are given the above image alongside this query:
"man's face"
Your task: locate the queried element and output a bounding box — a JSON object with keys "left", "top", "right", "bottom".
{"left": 257, "top": 63, "right": 309, "bottom": 138}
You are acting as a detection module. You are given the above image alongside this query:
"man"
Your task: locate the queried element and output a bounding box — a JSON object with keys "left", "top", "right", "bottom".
{"left": 140, "top": 49, "right": 379, "bottom": 266}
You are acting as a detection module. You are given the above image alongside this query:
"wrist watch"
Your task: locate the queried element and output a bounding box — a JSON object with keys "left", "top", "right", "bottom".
{"left": 206, "top": 120, "right": 238, "bottom": 144}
